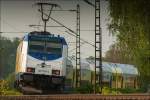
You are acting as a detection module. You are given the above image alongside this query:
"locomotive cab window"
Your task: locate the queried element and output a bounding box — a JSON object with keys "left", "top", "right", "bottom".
{"left": 28, "top": 41, "right": 45, "bottom": 53}
{"left": 28, "top": 38, "right": 63, "bottom": 56}
{"left": 46, "top": 42, "right": 62, "bottom": 55}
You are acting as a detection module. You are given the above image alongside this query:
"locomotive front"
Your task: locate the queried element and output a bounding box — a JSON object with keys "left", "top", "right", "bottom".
{"left": 15, "top": 31, "right": 68, "bottom": 92}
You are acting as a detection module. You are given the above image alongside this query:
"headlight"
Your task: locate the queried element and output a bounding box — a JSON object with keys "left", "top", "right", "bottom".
{"left": 52, "top": 70, "right": 60, "bottom": 75}
{"left": 27, "top": 67, "right": 35, "bottom": 73}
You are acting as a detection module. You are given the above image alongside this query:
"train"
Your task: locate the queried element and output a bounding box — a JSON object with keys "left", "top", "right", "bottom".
{"left": 14, "top": 31, "right": 139, "bottom": 94}
{"left": 14, "top": 31, "right": 68, "bottom": 93}
{"left": 66, "top": 59, "right": 139, "bottom": 89}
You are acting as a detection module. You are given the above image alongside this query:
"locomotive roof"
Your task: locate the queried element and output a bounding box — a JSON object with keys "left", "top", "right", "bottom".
{"left": 23, "top": 31, "right": 67, "bottom": 45}
{"left": 28, "top": 31, "right": 63, "bottom": 38}
{"left": 29, "top": 31, "right": 51, "bottom": 35}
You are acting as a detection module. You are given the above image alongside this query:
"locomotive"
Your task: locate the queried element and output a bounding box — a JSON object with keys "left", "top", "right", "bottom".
{"left": 14, "top": 31, "right": 68, "bottom": 93}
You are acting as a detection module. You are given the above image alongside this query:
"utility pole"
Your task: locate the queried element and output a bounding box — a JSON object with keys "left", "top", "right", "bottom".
{"left": 83, "top": 0, "right": 103, "bottom": 93}
{"left": 75, "top": 4, "right": 81, "bottom": 88}
{"left": 0, "top": 0, "right": 2, "bottom": 79}
{"left": 94, "top": 0, "right": 102, "bottom": 93}
{"left": 0, "top": 0, "right": 1, "bottom": 33}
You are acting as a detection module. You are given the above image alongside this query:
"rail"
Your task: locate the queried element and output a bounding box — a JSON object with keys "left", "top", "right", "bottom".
{"left": 0, "top": 94, "right": 150, "bottom": 100}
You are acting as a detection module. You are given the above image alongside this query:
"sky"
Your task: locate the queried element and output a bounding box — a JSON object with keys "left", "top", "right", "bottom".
{"left": 0, "top": 0, "right": 116, "bottom": 58}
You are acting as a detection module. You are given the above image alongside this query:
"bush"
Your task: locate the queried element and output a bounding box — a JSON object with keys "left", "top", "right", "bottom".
{"left": 102, "top": 87, "right": 119, "bottom": 95}
{"left": 117, "top": 88, "right": 136, "bottom": 93}
{"left": 0, "top": 73, "right": 22, "bottom": 95}
{"left": 0, "top": 80, "right": 21, "bottom": 95}
{"left": 0, "top": 80, "right": 9, "bottom": 95}
{"left": 72, "top": 85, "right": 143, "bottom": 94}
{"left": 74, "top": 83, "right": 94, "bottom": 93}
{"left": 101, "top": 87, "right": 145, "bottom": 95}
{"left": 5, "top": 73, "right": 15, "bottom": 89}
{"left": 110, "top": 88, "right": 144, "bottom": 94}
{"left": 3, "top": 90, "right": 22, "bottom": 95}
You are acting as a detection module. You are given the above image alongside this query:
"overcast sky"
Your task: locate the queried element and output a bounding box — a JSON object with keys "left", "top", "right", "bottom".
{"left": 0, "top": 0, "right": 116, "bottom": 58}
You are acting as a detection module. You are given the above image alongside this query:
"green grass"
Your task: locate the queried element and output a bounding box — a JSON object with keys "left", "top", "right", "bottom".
{"left": 0, "top": 89, "right": 22, "bottom": 95}
{"left": 102, "top": 87, "right": 145, "bottom": 95}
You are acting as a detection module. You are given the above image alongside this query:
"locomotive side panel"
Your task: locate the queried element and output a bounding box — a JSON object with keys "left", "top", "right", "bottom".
{"left": 15, "top": 39, "right": 28, "bottom": 74}
{"left": 15, "top": 42, "right": 23, "bottom": 74}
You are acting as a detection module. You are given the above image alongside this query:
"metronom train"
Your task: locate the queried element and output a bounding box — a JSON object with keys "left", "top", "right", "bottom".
{"left": 14, "top": 31, "right": 139, "bottom": 94}
{"left": 14, "top": 31, "right": 68, "bottom": 94}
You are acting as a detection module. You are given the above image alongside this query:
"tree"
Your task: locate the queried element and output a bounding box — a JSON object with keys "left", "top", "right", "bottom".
{"left": 0, "top": 36, "right": 19, "bottom": 78}
{"left": 0, "top": 35, "right": 3, "bottom": 79}
{"left": 108, "top": 0, "right": 150, "bottom": 90}
{"left": 104, "top": 43, "right": 133, "bottom": 64}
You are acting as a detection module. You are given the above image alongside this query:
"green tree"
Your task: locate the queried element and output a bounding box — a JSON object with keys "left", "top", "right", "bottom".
{"left": 104, "top": 43, "right": 133, "bottom": 64}
{"left": 108, "top": 0, "right": 150, "bottom": 90}
{"left": 0, "top": 35, "right": 3, "bottom": 79}
{"left": 0, "top": 36, "right": 19, "bottom": 78}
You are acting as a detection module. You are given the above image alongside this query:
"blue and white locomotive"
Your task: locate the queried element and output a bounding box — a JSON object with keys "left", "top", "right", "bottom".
{"left": 15, "top": 31, "right": 68, "bottom": 93}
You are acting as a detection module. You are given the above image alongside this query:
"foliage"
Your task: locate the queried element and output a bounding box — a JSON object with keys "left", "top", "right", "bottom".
{"left": 117, "top": 88, "right": 143, "bottom": 93}
{"left": 0, "top": 79, "right": 21, "bottom": 95}
{"left": 1, "top": 90, "right": 21, "bottom": 95}
{"left": 102, "top": 87, "right": 118, "bottom": 95}
{"left": 104, "top": 43, "right": 133, "bottom": 64}
{"left": 73, "top": 84, "right": 103, "bottom": 94}
{"left": 6, "top": 73, "right": 16, "bottom": 89}
{"left": 0, "top": 72, "right": 21, "bottom": 95}
{"left": 108, "top": 0, "right": 150, "bottom": 90}
{"left": 73, "top": 85, "right": 144, "bottom": 94}
{"left": 74, "top": 83, "right": 94, "bottom": 93}
{"left": 0, "top": 80, "right": 9, "bottom": 95}
{"left": 0, "top": 36, "right": 20, "bottom": 95}
{"left": 0, "top": 35, "right": 19, "bottom": 78}
{"left": 102, "top": 87, "right": 144, "bottom": 95}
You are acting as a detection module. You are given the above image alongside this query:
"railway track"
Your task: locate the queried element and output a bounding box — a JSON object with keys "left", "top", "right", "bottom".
{"left": 0, "top": 94, "right": 150, "bottom": 100}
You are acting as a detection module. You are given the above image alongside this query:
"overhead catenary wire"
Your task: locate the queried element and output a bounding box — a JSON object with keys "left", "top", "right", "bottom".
{"left": 0, "top": 1, "right": 97, "bottom": 49}
{"left": 65, "top": 31, "right": 96, "bottom": 48}
{"left": 1, "top": 19, "right": 25, "bottom": 33}
{"left": 32, "top": 10, "right": 95, "bottom": 47}
{"left": 29, "top": 24, "right": 63, "bottom": 27}
{"left": 0, "top": 32, "right": 29, "bottom": 33}
{"left": 1, "top": 0, "right": 101, "bottom": 60}
{"left": 83, "top": 0, "right": 95, "bottom": 7}
{"left": 38, "top": 9, "right": 98, "bottom": 49}
{"left": 0, "top": 3, "right": 97, "bottom": 50}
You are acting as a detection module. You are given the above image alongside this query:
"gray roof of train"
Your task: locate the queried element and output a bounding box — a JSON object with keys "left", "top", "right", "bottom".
{"left": 67, "top": 58, "right": 138, "bottom": 76}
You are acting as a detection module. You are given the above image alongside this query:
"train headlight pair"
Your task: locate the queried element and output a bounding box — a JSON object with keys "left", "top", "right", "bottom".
{"left": 27, "top": 67, "right": 35, "bottom": 73}
{"left": 52, "top": 70, "right": 60, "bottom": 75}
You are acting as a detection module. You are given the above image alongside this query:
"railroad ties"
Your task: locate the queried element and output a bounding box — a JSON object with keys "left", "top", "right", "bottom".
{"left": 0, "top": 94, "right": 150, "bottom": 100}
